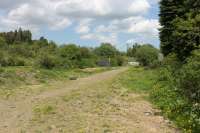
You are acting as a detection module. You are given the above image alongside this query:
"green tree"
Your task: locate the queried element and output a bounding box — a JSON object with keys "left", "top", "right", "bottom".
{"left": 159, "top": 0, "right": 185, "bottom": 56}
{"left": 160, "top": 0, "right": 200, "bottom": 61}
{"left": 172, "top": 14, "right": 200, "bottom": 60}
{"left": 37, "top": 54, "right": 57, "bottom": 69}
{"left": 127, "top": 43, "right": 141, "bottom": 57}
{"left": 59, "top": 44, "right": 81, "bottom": 60}
{"left": 94, "top": 43, "right": 118, "bottom": 57}
{"left": 135, "top": 44, "right": 159, "bottom": 67}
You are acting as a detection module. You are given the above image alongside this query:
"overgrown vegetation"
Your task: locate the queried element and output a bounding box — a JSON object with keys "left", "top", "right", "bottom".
{"left": 0, "top": 29, "right": 126, "bottom": 94}
{"left": 127, "top": 44, "right": 160, "bottom": 67}
{"left": 148, "top": 0, "right": 200, "bottom": 132}
{"left": 0, "top": 29, "right": 126, "bottom": 69}
{"left": 0, "top": 0, "right": 199, "bottom": 131}
{"left": 126, "top": 1, "right": 200, "bottom": 132}
{"left": 150, "top": 52, "right": 200, "bottom": 132}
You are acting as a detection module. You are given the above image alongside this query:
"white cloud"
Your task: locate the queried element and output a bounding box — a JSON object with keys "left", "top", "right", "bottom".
{"left": 75, "top": 19, "right": 93, "bottom": 34}
{"left": 0, "top": 0, "right": 160, "bottom": 45}
{"left": 128, "top": 0, "right": 150, "bottom": 14}
{"left": 0, "top": 0, "right": 27, "bottom": 10}
{"left": 0, "top": 1, "right": 72, "bottom": 31}
{"left": 128, "top": 18, "right": 160, "bottom": 36}
{"left": 49, "top": 18, "right": 72, "bottom": 31}
{"left": 81, "top": 33, "right": 118, "bottom": 45}
{"left": 55, "top": 0, "right": 150, "bottom": 19}
{"left": 94, "top": 17, "right": 160, "bottom": 37}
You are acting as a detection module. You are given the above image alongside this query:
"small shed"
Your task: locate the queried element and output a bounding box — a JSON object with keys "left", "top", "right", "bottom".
{"left": 97, "top": 59, "right": 110, "bottom": 67}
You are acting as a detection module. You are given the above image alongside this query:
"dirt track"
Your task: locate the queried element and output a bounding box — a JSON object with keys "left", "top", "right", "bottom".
{"left": 0, "top": 67, "right": 178, "bottom": 133}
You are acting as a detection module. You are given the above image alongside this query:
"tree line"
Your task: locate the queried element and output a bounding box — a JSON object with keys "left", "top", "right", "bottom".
{"left": 0, "top": 28, "right": 32, "bottom": 44}
{"left": 0, "top": 29, "right": 126, "bottom": 69}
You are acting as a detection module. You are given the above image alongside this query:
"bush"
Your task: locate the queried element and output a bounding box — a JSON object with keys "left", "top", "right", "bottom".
{"left": 0, "top": 52, "right": 25, "bottom": 66}
{"left": 162, "top": 53, "right": 181, "bottom": 71}
{"left": 110, "top": 58, "right": 118, "bottom": 66}
{"left": 178, "top": 50, "right": 200, "bottom": 103}
{"left": 151, "top": 81, "right": 194, "bottom": 131}
{"left": 116, "top": 56, "right": 126, "bottom": 66}
{"left": 37, "top": 54, "right": 57, "bottom": 69}
{"left": 0, "top": 37, "right": 6, "bottom": 48}
{"left": 151, "top": 63, "right": 200, "bottom": 132}
{"left": 8, "top": 43, "right": 34, "bottom": 57}
{"left": 57, "top": 58, "right": 73, "bottom": 69}
{"left": 135, "top": 45, "right": 159, "bottom": 67}
{"left": 13, "top": 57, "right": 26, "bottom": 66}
{"left": 77, "top": 58, "right": 96, "bottom": 69}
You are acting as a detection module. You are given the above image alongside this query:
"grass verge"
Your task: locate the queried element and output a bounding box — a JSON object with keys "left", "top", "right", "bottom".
{"left": 118, "top": 67, "right": 199, "bottom": 133}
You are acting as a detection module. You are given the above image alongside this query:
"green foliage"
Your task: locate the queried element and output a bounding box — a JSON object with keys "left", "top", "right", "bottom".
{"left": 159, "top": 0, "right": 185, "bottom": 56}
{"left": 118, "top": 67, "right": 157, "bottom": 93}
{"left": 0, "top": 37, "right": 6, "bottom": 48}
{"left": 37, "top": 54, "right": 58, "bottom": 69}
{"left": 0, "top": 29, "right": 125, "bottom": 69}
{"left": 115, "top": 56, "right": 126, "bottom": 66}
{"left": 94, "top": 43, "right": 118, "bottom": 58}
{"left": 0, "top": 28, "right": 32, "bottom": 44}
{"left": 127, "top": 43, "right": 140, "bottom": 57}
{"left": 177, "top": 50, "right": 200, "bottom": 103}
{"left": 159, "top": 1, "right": 200, "bottom": 130}
{"left": 59, "top": 44, "right": 81, "bottom": 60}
{"left": 159, "top": 0, "right": 200, "bottom": 60}
{"left": 0, "top": 52, "right": 25, "bottom": 67}
{"left": 151, "top": 67, "right": 200, "bottom": 132}
{"left": 134, "top": 45, "right": 159, "bottom": 67}
{"left": 77, "top": 58, "right": 96, "bottom": 69}
{"left": 8, "top": 43, "right": 34, "bottom": 57}
{"left": 159, "top": 0, "right": 200, "bottom": 61}
{"left": 171, "top": 14, "right": 200, "bottom": 60}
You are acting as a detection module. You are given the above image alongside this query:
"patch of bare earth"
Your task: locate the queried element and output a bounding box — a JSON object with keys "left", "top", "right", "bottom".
{"left": 0, "top": 67, "right": 179, "bottom": 133}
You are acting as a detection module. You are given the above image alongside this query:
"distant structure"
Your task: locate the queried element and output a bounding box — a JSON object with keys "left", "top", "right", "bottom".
{"left": 128, "top": 62, "right": 140, "bottom": 67}
{"left": 97, "top": 59, "right": 110, "bottom": 67}
{"left": 127, "top": 57, "right": 140, "bottom": 67}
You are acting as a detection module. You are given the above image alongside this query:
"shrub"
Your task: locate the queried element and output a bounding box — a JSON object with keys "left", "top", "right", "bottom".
{"left": 59, "top": 44, "right": 81, "bottom": 60}
{"left": 116, "top": 56, "right": 126, "bottom": 66}
{"left": 37, "top": 54, "right": 57, "bottom": 69}
{"left": 135, "top": 45, "right": 159, "bottom": 67}
{"left": 110, "top": 58, "right": 118, "bottom": 66}
{"left": 0, "top": 52, "right": 25, "bottom": 66}
{"left": 177, "top": 50, "right": 200, "bottom": 103}
{"left": 8, "top": 43, "right": 34, "bottom": 57}
{"left": 162, "top": 53, "right": 181, "bottom": 71}
{"left": 77, "top": 58, "right": 96, "bottom": 69}
{"left": 151, "top": 81, "right": 193, "bottom": 131}
{"left": 0, "top": 37, "right": 6, "bottom": 48}
{"left": 58, "top": 58, "right": 73, "bottom": 69}
{"left": 13, "top": 57, "right": 26, "bottom": 66}
{"left": 151, "top": 62, "right": 200, "bottom": 132}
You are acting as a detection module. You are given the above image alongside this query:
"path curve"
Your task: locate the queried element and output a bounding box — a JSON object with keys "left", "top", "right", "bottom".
{"left": 0, "top": 67, "right": 178, "bottom": 133}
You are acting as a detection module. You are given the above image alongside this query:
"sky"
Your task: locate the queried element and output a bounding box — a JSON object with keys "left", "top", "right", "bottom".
{"left": 0, "top": 0, "right": 160, "bottom": 50}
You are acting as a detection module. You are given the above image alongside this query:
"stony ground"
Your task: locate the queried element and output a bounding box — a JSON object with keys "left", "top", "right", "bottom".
{"left": 0, "top": 67, "right": 179, "bottom": 133}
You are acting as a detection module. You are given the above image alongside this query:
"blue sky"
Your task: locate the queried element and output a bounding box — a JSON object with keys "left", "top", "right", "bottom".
{"left": 0, "top": 0, "right": 160, "bottom": 51}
